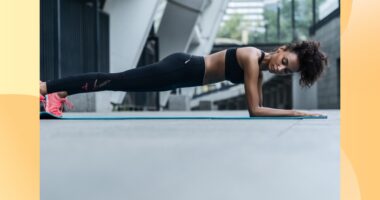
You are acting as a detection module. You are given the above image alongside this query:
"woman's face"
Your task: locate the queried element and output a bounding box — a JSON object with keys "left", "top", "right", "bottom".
{"left": 268, "top": 47, "right": 300, "bottom": 76}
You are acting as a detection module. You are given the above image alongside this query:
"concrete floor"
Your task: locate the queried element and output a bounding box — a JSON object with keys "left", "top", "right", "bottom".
{"left": 41, "top": 110, "right": 340, "bottom": 200}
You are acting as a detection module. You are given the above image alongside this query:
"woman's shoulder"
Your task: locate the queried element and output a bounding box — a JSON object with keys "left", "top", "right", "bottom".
{"left": 236, "top": 46, "right": 263, "bottom": 66}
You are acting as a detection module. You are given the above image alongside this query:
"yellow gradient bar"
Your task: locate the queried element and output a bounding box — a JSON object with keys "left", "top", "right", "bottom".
{"left": 341, "top": 0, "right": 380, "bottom": 199}
{"left": 0, "top": 95, "right": 39, "bottom": 200}
{"left": 0, "top": 1, "right": 39, "bottom": 96}
{"left": 0, "top": 1, "right": 39, "bottom": 200}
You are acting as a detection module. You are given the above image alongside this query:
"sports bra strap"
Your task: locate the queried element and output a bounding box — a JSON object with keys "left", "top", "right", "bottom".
{"left": 258, "top": 51, "right": 265, "bottom": 64}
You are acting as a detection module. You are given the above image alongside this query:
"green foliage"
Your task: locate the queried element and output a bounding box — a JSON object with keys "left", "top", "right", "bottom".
{"left": 217, "top": 14, "right": 246, "bottom": 41}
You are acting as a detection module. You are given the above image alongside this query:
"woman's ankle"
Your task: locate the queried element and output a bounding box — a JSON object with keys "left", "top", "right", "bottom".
{"left": 57, "top": 91, "right": 68, "bottom": 98}
{"left": 40, "top": 82, "right": 47, "bottom": 96}
{"left": 40, "top": 82, "right": 68, "bottom": 98}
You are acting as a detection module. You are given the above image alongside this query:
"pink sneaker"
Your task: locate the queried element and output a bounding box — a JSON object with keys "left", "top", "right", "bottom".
{"left": 40, "top": 94, "right": 46, "bottom": 111}
{"left": 45, "top": 93, "right": 74, "bottom": 117}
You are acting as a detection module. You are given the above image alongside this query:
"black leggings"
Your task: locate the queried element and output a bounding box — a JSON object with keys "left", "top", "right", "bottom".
{"left": 46, "top": 53, "right": 206, "bottom": 95}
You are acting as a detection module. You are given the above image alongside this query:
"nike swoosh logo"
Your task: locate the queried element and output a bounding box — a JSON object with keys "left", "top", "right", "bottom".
{"left": 184, "top": 55, "right": 192, "bottom": 64}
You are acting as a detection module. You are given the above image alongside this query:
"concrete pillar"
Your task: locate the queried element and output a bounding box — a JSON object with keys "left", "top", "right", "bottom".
{"left": 189, "top": 0, "right": 229, "bottom": 56}
{"left": 157, "top": 0, "right": 229, "bottom": 109}
{"left": 96, "top": 0, "right": 161, "bottom": 111}
{"left": 157, "top": 0, "right": 209, "bottom": 108}
{"left": 157, "top": 0, "right": 209, "bottom": 58}
{"left": 181, "top": 0, "right": 229, "bottom": 99}
{"left": 292, "top": 73, "right": 318, "bottom": 109}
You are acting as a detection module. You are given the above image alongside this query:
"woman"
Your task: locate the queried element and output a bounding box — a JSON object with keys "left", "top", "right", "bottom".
{"left": 40, "top": 40, "right": 327, "bottom": 117}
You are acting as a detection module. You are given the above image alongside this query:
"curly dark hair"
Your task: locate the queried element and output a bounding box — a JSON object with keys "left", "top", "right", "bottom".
{"left": 284, "top": 40, "right": 328, "bottom": 88}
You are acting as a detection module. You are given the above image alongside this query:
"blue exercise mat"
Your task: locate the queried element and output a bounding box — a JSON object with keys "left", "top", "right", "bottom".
{"left": 40, "top": 112, "right": 328, "bottom": 120}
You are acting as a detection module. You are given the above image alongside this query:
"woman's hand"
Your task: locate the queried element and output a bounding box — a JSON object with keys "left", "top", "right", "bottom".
{"left": 292, "top": 110, "right": 322, "bottom": 117}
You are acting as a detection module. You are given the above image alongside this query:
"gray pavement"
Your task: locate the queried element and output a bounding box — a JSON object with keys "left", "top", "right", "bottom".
{"left": 41, "top": 110, "right": 340, "bottom": 200}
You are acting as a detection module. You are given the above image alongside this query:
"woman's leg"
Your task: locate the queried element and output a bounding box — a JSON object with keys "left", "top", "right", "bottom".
{"left": 42, "top": 53, "right": 205, "bottom": 97}
{"left": 40, "top": 82, "right": 66, "bottom": 97}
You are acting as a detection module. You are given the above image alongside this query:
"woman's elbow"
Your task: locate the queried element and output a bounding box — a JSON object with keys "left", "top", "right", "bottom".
{"left": 249, "top": 106, "right": 261, "bottom": 117}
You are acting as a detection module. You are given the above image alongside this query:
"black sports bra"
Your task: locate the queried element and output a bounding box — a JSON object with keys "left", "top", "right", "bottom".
{"left": 225, "top": 48, "right": 265, "bottom": 84}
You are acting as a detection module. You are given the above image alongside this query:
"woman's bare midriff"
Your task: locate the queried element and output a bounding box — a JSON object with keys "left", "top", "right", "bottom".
{"left": 203, "top": 50, "right": 227, "bottom": 85}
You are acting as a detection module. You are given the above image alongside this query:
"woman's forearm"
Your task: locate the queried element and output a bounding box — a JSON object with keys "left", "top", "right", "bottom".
{"left": 249, "top": 106, "right": 295, "bottom": 117}
{"left": 249, "top": 106, "right": 321, "bottom": 117}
